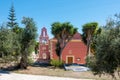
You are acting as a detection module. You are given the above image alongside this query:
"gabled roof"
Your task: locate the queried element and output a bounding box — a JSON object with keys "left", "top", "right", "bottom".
{"left": 72, "top": 32, "right": 82, "bottom": 40}
{"left": 50, "top": 32, "right": 82, "bottom": 40}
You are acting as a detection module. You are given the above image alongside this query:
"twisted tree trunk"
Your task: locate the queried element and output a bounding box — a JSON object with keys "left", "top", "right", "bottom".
{"left": 19, "top": 46, "right": 28, "bottom": 69}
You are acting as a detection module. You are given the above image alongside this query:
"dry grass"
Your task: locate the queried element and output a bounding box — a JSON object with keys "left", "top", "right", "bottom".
{"left": 13, "top": 66, "right": 120, "bottom": 80}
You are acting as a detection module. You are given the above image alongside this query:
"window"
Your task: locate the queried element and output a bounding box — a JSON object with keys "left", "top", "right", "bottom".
{"left": 42, "top": 39, "right": 47, "bottom": 44}
{"left": 77, "top": 58, "right": 80, "bottom": 61}
{"left": 69, "top": 50, "right": 72, "bottom": 54}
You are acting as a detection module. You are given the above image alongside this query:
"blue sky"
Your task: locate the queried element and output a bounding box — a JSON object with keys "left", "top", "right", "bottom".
{"left": 0, "top": 0, "right": 120, "bottom": 38}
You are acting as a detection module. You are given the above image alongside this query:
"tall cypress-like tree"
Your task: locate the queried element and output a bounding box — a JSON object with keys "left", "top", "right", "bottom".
{"left": 7, "top": 4, "right": 17, "bottom": 29}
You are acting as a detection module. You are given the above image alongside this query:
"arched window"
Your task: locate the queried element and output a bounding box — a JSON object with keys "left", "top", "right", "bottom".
{"left": 42, "top": 39, "right": 47, "bottom": 44}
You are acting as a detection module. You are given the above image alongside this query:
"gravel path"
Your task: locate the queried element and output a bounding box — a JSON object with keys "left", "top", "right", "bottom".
{"left": 0, "top": 73, "right": 93, "bottom": 80}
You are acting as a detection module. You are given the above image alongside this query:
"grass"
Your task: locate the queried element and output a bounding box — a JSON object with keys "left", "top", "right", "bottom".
{"left": 1, "top": 62, "right": 119, "bottom": 80}
{"left": 13, "top": 66, "right": 120, "bottom": 80}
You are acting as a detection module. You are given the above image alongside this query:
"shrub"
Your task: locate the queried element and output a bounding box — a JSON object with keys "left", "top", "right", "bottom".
{"left": 27, "top": 57, "right": 34, "bottom": 65}
{"left": 50, "top": 59, "right": 63, "bottom": 68}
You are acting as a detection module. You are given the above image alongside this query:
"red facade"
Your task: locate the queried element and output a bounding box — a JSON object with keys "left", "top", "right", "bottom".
{"left": 38, "top": 27, "right": 87, "bottom": 64}
{"left": 50, "top": 33, "right": 87, "bottom": 64}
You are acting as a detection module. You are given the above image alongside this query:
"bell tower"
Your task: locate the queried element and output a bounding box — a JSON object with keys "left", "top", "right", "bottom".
{"left": 38, "top": 27, "right": 50, "bottom": 62}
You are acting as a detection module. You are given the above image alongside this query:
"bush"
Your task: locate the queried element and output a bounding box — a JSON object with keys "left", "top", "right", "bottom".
{"left": 86, "top": 56, "right": 100, "bottom": 75}
{"left": 50, "top": 59, "right": 63, "bottom": 68}
{"left": 28, "top": 57, "right": 34, "bottom": 65}
{"left": 86, "top": 56, "right": 96, "bottom": 67}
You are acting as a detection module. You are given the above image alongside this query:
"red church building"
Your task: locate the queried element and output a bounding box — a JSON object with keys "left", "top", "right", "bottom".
{"left": 50, "top": 33, "right": 87, "bottom": 64}
{"left": 38, "top": 27, "right": 87, "bottom": 64}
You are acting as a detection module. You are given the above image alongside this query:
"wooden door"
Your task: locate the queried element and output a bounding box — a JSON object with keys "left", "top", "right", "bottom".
{"left": 67, "top": 57, "right": 73, "bottom": 64}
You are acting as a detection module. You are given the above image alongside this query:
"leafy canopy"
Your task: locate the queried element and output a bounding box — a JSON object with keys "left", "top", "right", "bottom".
{"left": 82, "top": 22, "right": 99, "bottom": 56}
{"left": 19, "top": 17, "right": 37, "bottom": 69}
{"left": 51, "top": 22, "right": 77, "bottom": 60}
{"left": 87, "top": 14, "right": 120, "bottom": 78}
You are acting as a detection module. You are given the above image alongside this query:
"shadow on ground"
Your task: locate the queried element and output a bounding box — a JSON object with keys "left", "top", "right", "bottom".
{"left": 32, "top": 62, "right": 51, "bottom": 67}
{"left": 0, "top": 70, "right": 10, "bottom": 74}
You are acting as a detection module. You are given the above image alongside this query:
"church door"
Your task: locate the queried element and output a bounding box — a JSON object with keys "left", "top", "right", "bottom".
{"left": 67, "top": 56, "right": 73, "bottom": 64}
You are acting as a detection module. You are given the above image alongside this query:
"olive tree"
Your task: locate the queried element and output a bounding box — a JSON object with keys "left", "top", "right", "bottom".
{"left": 87, "top": 14, "right": 120, "bottom": 79}
{"left": 19, "top": 17, "right": 37, "bottom": 69}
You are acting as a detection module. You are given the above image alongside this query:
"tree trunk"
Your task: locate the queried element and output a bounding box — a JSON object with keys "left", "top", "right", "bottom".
{"left": 19, "top": 47, "right": 28, "bottom": 69}
{"left": 20, "top": 58, "right": 27, "bottom": 69}
{"left": 87, "top": 41, "right": 91, "bottom": 57}
{"left": 58, "top": 55, "right": 61, "bottom": 62}
{"left": 59, "top": 49, "right": 62, "bottom": 62}
{"left": 57, "top": 37, "right": 70, "bottom": 62}
{"left": 19, "top": 56, "right": 27, "bottom": 69}
{"left": 87, "top": 35, "right": 92, "bottom": 57}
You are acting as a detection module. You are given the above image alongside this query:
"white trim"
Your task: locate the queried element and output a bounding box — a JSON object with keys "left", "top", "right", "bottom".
{"left": 66, "top": 55, "right": 74, "bottom": 64}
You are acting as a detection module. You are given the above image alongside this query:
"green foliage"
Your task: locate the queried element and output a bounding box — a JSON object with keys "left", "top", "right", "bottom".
{"left": 82, "top": 22, "right": 98, "bottom": 35}
{"left": 0, "top": 29, "right": 20, "bottom": 68}
{"left": 0, "top": 5, "right": 38, "bottom": 69}
{"left": 82, "top": 22, "right": 100, "bottom": 56}
{"left": 13, "top": 26, "right": 23, "bottom": 34}
{"left": 0, "top": 24, "right": 21, "bottom": 60}
{"left": 7, "top": 4, "right": 18, "bottom": 29}
{"left": 19, "top": 17, "right": 37, "bottom": 69}
{"left": 87, "top": 14, "right": 120, "bottom": 78}
{"left": 35, "top": 41, "right": 39, "bottom": 54}
{"left": 50, "top": 59, "right": 63, "bottom": 67}
{"left": 51, "top": 22, "right": 77, "bottom": 60}
{"left": 21, "top": 17, "right": 37, "bottom": 43}
{"left": 0, "top": 4, "right": 22, "bottom": 64}
{"left": 21, "top": 17, "right": 37, "bottom": 55}
{"left": 27, "top": 57, "right": 34, "bottom": 65}
{"left": 51, "top": 22, "right": 77, "bottom": 38}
